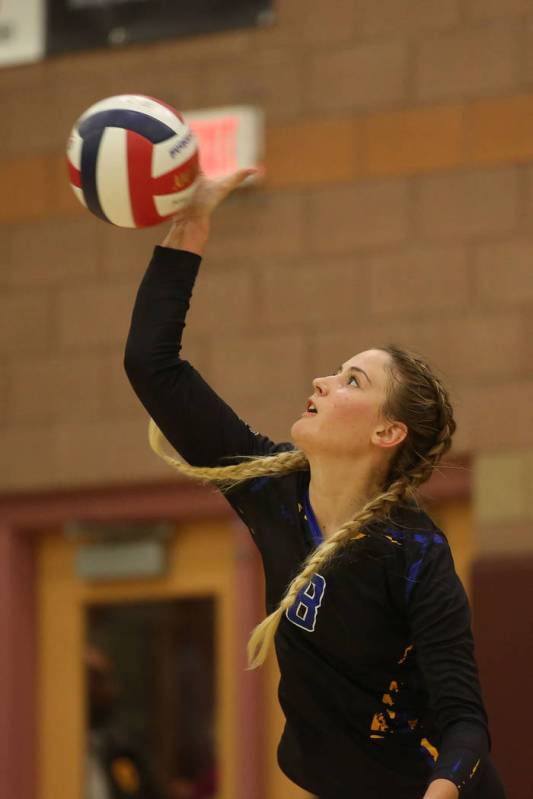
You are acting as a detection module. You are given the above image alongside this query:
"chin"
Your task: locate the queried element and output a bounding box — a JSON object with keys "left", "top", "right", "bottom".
{"left": 290, "top": 418, "right": 313, "bottom": 452}
{"left": 290, "top": 417, "right": 303, "bottom": 442}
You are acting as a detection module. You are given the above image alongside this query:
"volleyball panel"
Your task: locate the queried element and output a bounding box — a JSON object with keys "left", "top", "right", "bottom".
{"left": 153, "top": 178, "right": 199, "bottom": 218}
{"left": 96, "top": 127, "right": 135, "bottom": 228}
{"left": 67, "top": 127, "right": 83, "bottom": 170}
{"left": 76, "top": 94, "right": 185, "bottom": 135}
{"left": 71, "top": 186, "right": 86, "bottom": 208}
{"left": 151, "top": 129, "right": 197, "bottom": 178}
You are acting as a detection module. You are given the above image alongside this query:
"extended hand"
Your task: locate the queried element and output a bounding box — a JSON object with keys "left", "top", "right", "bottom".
{"left": 171, "top": 167, "right": 258, "bottom": 224}
{"left": 161, "top": 167, "right": 258, "bottom": 254}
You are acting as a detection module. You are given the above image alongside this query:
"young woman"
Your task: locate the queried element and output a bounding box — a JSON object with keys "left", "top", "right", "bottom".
{"left": 124, "top": 169, "right": 507, "bottom": 799}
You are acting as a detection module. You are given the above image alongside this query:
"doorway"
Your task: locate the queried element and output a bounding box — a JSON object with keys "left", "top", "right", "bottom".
{"left": 36, "top": 519, "right": 240, "bottom": 799}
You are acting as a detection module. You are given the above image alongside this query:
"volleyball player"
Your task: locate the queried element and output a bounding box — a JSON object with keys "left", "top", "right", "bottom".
{"left": 123, "top": 169, "right": 507, "bottom": 799}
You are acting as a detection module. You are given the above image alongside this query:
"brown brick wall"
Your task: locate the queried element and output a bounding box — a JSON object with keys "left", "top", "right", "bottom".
{"left": 414, "top": 22, "right": 520, "bottom": 102}
{"left": 0, "top": 0, "right": 532, "bottom": 554}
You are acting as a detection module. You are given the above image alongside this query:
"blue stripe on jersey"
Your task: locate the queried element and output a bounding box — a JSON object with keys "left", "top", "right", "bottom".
{"left": 78, "top": 110, "right": 176, "bottom": 144}
{"left": 80, "top": 128, "right": 109, "bottom": 224}
{"left": 405, "top": 557, "right": 424, "bottom": 600}
{"left": 303, "top": 487, "right": 323, "bottom": 546}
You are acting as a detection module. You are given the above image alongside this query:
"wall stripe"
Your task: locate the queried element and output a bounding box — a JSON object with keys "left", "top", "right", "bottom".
{"left": 2, "top": 92, "right": 533, "bottom": 222}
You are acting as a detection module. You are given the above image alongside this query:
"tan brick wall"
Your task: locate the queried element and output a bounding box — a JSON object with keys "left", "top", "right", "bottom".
{"left": 474, "top": 450, "right": 533, "bottom": 553}
{"left": 465, "top": 0, "right": 533, "bottom": 20}
{"left": 414, "top": 167, "right": 521, "bottom": 239}
{"left": 414, "top": 23, "right": 520, "bottom": 102}
{"left": 475, "top": 452, "right": 532, "bottom": 526}
{"left": 1, "top": 0, "right": 532, "bottom": 556}
{"left": 307, "top": 180, "right": 411, "bottom": 252}
{"left": 357, "top": 0, "right": 460, "bottom": 37}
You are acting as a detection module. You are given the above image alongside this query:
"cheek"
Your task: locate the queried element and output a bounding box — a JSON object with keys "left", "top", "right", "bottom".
{"left": 332, "top": 395, "right": 376, "bottom": 426}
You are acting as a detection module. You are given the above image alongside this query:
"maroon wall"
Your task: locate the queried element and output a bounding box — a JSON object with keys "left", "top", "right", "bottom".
{"left": 471, "top": 553, "right": 533, "bottom": 799}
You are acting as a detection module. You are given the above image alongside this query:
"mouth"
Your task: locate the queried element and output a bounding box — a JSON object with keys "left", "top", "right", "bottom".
{"left": 302, "top": 399, "right": 318, "bottom": 416}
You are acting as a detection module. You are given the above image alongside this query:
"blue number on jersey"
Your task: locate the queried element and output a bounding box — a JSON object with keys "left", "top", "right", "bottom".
{"left": 285, "top": 573, "right": 326, "bottom": 632}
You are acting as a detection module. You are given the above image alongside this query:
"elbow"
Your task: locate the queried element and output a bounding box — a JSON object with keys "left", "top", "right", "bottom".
{"left": 124, "top": 341, "right": 189, "bottom": 389}
{"left": 123, "top": 342, "right": 148, "bottom": 385}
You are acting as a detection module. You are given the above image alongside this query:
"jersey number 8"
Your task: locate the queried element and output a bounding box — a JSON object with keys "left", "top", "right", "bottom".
{"left": 285, "top": 574, "right": 326, "bottom": 632}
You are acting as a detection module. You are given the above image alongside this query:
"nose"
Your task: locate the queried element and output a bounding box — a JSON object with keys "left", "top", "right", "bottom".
{"left": 312, "top": 376, "right": 328, "bottom": 394}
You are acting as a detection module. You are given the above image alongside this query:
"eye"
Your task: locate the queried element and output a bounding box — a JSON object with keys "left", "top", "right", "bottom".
{"left": 331, "top": 369, "right": 359, "bottom": 386}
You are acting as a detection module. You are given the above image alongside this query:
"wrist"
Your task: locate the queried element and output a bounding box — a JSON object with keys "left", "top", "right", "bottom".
{"left": 423, "top": 778, "right": 459, "bottom": 799}
{"left": 161, "top": 217, "right": 210, "bottom": 255}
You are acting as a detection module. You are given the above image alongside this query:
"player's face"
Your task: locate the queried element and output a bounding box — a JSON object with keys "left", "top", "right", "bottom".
{"left": 291, "top": 349, "right": 403, "bottom": 459}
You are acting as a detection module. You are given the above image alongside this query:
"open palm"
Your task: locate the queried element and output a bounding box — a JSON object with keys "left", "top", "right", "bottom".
{"left": 170, "top": 167, "right": 258, "bottom": 224}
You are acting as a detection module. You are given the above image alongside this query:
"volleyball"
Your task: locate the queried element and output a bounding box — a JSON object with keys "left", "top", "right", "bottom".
{"left": 66, "top": 94, "right": 200, "bottom": 228}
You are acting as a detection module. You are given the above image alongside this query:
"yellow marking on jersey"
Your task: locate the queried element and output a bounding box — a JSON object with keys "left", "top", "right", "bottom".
{"left": 470, "top": 758, "right": 481, "bottom": 778}
{"left": 384, "top": 534, "right": 402, "bottom": 546}
{"left": 420, "top": 737, "right": 439, "bottom": 762}
{"left": 408, "top": 718, "right": 419, "bottom": 730}
{"left": 398, "top": 644, "right": 413, "bottom": 664}
{"left": 111, "top": 758, "right": 140, "bottom": 794}
{"left": 354, "top": 532, "right": 367, "bottom": 540}
{"left": 369, "top": 679, "right": 401, "bottom": 739}
{"left": 371, "top": 712, "right": 390, "bottom": 732}
{"left": 370, "top": 734, "right": 385, "bottom": 739}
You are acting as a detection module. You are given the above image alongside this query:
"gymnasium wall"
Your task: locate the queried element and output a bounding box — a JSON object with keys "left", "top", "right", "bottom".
{"left": 1, "top": 0, "right": 532, "bottom": 560}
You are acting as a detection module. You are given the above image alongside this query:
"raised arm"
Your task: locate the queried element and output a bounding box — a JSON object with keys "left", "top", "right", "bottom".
{"left": 124, "top": 169, "right": 293, "bottom": 469}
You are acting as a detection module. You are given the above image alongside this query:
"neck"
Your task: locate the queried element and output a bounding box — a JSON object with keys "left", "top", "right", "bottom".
{"left": 306, "top": 453, "right": 385, "bottom": 539}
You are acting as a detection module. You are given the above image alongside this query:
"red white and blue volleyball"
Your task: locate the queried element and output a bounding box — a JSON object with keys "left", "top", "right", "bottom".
{"left": 66, "top": 94, "right": 200, "bottom": 228}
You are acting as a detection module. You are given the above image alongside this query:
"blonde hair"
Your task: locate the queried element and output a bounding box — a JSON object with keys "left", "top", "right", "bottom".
{"left": 147, "top": 346, "right": 456, "bottom": 669}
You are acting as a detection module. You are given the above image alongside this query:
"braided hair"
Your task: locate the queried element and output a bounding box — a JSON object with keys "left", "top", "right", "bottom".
{"left": 147, "top": 345, "right": 456, "bottom": 668}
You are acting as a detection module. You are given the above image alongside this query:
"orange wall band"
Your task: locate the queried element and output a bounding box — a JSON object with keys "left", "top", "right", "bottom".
{"left": 2, "top": 93, "right": 533, "bottom": 223}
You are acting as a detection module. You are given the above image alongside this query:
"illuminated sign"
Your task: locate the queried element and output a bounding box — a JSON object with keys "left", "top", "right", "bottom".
{"left": 184, "top": 105, "right": 264, "bottom": 179}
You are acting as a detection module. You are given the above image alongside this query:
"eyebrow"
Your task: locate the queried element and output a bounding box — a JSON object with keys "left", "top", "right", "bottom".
{"left": 335, "top": 364, "right": 372, "bottom": 385}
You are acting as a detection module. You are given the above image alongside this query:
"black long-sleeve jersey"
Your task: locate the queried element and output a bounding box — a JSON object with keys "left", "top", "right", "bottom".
{"left": 124, "top": 246, "right": 492, "bottom": 798}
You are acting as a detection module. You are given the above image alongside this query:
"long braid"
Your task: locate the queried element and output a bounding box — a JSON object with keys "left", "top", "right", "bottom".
{"left": 148, "top": 417, "right": 308, "bottom": 491}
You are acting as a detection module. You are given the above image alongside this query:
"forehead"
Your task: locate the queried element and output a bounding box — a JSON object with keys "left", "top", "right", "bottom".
{"left": 343, "top": 349, "right": 391, "bottom": 386}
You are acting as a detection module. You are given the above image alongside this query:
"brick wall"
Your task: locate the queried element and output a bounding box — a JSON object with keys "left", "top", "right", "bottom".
{"left": 1, "top": 0, "right": 532, "bottom": 554}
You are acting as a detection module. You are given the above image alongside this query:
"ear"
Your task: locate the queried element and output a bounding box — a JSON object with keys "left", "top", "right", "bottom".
{"left": 372, "top": 421, "right": 408, "bottom": 449}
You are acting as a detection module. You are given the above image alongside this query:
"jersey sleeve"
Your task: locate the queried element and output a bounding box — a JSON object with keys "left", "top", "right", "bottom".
{"left": 406, "top": 533, "right": 491, "bottom": 793}
{"left": 124, "top": 246, "right": 293, "bottom": 473}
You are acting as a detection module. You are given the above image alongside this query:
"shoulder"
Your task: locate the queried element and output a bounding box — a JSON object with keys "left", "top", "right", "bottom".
{"left": 223, "top": 442, "right": 304, "bottom": 520}
{"left": 378, "top": 500, "right": 448, "bottom": 551}
{"left": 361, "top": 502, "right": 451, "bottom": 583}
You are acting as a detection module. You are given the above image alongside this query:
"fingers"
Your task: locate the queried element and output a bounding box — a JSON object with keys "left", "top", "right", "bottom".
{"left": 217, "top": 167, "right": 260, "bottom": 197}
{"left": 231, "top": 167, "right": 260, "bottom": 183}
